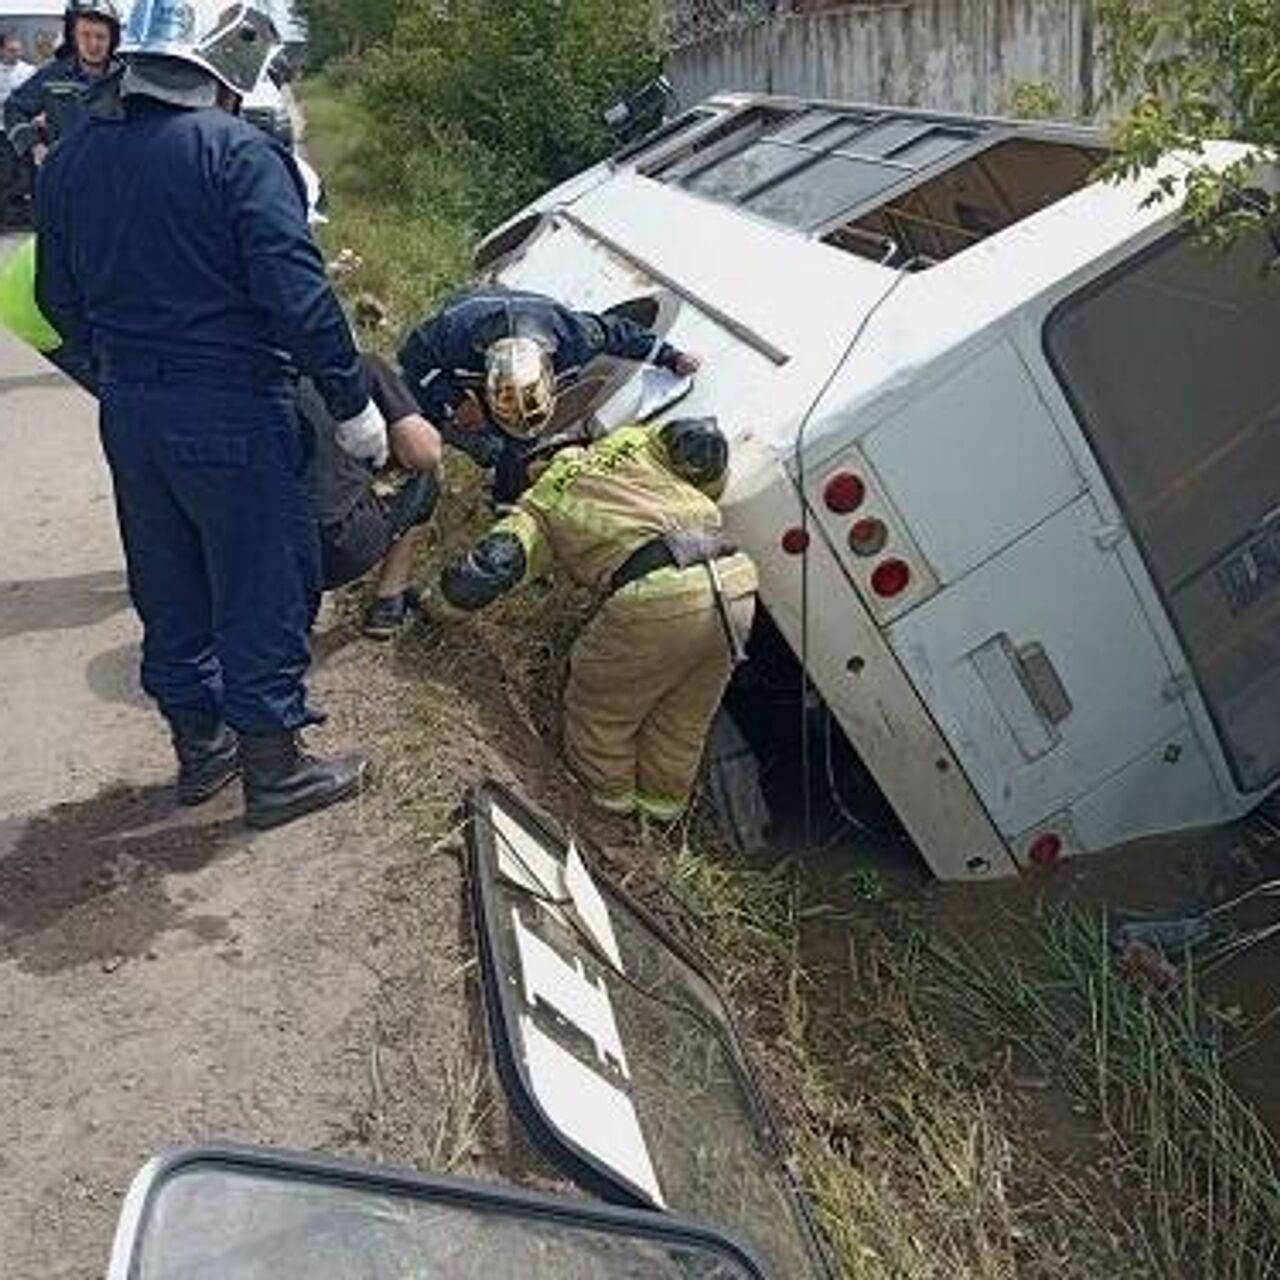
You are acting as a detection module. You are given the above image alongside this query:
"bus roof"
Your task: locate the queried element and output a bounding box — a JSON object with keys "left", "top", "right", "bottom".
{"left": 484, "top": 94, "right": 1255, "bottom": 453}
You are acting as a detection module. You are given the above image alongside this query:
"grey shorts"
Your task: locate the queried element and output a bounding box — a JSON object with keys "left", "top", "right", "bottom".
{"left": 320, "top": 490, "right": 391, "bottom": 591}
{"left": 319, "top": 474, "right": 439, "bottom": 591}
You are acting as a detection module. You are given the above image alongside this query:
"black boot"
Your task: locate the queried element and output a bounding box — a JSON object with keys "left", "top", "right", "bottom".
{"left": 361, "top": 587, "right": 419, "bottom": 640}
{"left": 240, "top": 730, "right": 370, "bottom": 831}
{"left": 167, "top": 713, "right": 240, "bottom": 806}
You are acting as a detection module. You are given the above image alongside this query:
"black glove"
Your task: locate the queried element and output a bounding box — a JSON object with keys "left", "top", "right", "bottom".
{"left": 7, "top": 120, "right": 47, "bottom": 158}
{"left": 654, "top": 342, "right": 682, "bottom": 372}
{"left": 440, "top": 530, "right": 527, "bottom": 611}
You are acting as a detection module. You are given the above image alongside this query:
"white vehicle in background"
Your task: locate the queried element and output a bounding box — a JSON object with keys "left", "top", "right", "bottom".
{"left": 0, "top": 0, "right": 62, "bottom": 65}
{"left": 237, "top": 47, "right": 327, "bottom": 223}
{"left": 472, "top": 92, "right": 1280, "bottom": 881}
{"left": 0, "top": 0, "right": 61, "bottom": 224}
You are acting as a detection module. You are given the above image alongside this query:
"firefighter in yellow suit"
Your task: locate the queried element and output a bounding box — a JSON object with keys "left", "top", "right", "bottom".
{"left": 439, "top": 410, "right": 757, "bottom": 819}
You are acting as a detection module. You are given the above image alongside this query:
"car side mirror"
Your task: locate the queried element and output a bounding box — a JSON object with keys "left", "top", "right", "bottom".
{"left": 603, "top": 75, "right": 675, "bottom": 142}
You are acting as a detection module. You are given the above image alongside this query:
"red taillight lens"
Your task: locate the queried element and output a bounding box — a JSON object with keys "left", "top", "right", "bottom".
{"left": 781, "top": 527, "right": 810, "bottom": 555}
{"left": 1028, "top": 833, "right": 1063, "bottom": 867}
{"left": 870, "top": 558, "right": 911, "bottom": 598}
{"left": 823, "top": 472, "right": 866, "bottom": 515}
{"left": 849, "top": 517, "right": 888, "bottom": 557}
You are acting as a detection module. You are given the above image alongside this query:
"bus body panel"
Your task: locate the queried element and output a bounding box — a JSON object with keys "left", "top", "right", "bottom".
{"left": 482, "top": 95, "right": 1274, "bottom": 877}
{"left": 1013, "top": 262, "right": 1276, "bottom": 822}
{"left": 887, "top": 493, "right": 1192, "bottom": 836}
{"left": 859, "top": 337, "right": 1086, "bottom": 585}
{"left": 1064, "top": 723, "right": 1228, "bottom": 859}
{"left": 732, "top": 440, "right": 1017, "bottom": 879}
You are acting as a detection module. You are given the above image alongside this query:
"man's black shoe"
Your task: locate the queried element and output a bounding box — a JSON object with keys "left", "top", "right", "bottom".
{"left": 362, "top": 589, "right": 418, "bottom": 640}
{"left": 240, "top": 730, "right": 370, "bottom": 831}
{"left": 168, "top": 713, "right": 240, "bottom": 806}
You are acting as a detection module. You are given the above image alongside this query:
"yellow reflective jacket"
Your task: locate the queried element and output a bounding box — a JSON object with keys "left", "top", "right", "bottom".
{"left": 0, "top": 236, "right": 61, "bottom": 353}
{"left": 495, "top": 423, "right": 757, "bottom": 604}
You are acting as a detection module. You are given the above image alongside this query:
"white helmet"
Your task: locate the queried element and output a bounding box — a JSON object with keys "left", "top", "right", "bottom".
{"left": 120, "top": 1, "right": 279, "bottom": 96}
{"left": 65, "top": 0, "right": 124, "bottom": 31}
{"left": 485, "top": 336, "right": 557, "bottom": 439}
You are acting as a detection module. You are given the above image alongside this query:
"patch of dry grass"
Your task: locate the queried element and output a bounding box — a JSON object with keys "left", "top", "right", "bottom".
{"left": 655, "top": 839, "right": 1155, "bottom": 1278}
{"left": 930, "top": 906, "right": 1280, "bottom": 1278}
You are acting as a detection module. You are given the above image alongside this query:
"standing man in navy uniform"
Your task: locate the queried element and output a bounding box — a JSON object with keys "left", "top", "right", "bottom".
{"left": 36, "top": 0, "right": 386, "bottom": 830}
{"left": 4, "top": 0, "right": 123, "bottom": 160}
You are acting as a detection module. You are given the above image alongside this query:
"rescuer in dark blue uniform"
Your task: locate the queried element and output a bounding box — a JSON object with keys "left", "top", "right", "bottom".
{"left": 35, "top": 0, "right": 388, "bottom": 830}
{"left": 4, "top": 0, "right": 123, "bottom": 157}
{"left": 398, "top": 286, "right": 700, "bottom": 502}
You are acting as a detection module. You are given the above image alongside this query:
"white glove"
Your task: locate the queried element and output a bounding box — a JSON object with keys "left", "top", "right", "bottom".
{"left": 335, "top": 399, "right": 389, "bottom": 469}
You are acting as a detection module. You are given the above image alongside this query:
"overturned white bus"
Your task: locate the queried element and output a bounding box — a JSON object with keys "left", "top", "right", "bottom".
{"left": 472, "top": 93, "right": 1280, "bottom": 881}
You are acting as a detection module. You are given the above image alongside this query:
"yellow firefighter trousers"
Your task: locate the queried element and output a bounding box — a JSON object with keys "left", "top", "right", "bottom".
{"left": 564, "top": 572, "right": 756, "bottom": 818}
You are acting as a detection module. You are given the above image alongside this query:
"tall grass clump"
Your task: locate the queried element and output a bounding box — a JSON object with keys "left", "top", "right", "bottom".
{"left": 659, "top": 837, "right": 1149, "bottom": 1279}
{"left": 931, "top": 905, "right": 1280, "bottom": 1278}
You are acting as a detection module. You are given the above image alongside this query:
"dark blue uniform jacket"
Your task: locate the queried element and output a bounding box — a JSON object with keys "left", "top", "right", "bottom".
{"left": 3, "top": 54, "right": 120, "bottom": 145}
{"left": 397, "top": 285, "right": 678, "bottom": 425}
{"left": 35, "top": 94, "right": 364, "bottom": 417}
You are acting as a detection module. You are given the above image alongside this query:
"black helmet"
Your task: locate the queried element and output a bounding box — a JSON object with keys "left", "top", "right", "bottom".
{"left": 660, "top": 416, "right": 728, "bottom": 490}
{"left": 66, "top": 0, "right": 122, "bottom": 22}
{"left": 63, "top": 0, "right": 122, "bottom": 56}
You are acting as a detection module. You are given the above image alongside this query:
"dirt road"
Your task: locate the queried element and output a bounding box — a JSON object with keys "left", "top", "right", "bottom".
{"left": 0, "top": 297, "right": 477, "bottom": 1277}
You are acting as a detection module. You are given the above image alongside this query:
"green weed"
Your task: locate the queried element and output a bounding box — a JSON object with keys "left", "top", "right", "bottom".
{"left": 930, "top": 905, "right": 1280, "bottom": 1278}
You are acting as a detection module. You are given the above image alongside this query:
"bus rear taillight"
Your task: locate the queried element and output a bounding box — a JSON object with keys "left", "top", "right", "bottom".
{"left": 807, "top": 447, "right": 937, "bottom": 617}
{"left": 781, "top": 527, "right": 811, "bottom": 555}
{"left": 823, "top": 472, "right": 866, "bottom": 514}
{"left": 849, "top": 518, "right": 888, "bottom": 557}
{"left": 1028, "top": 833, "right": 1063, "bottom": 867}
{"left": 871, "top": 559, "right": 911, "bottom": 598}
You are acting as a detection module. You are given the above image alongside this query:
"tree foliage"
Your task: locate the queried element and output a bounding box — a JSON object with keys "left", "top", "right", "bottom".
{"left": 295, "top": 0, "right": 400, "bottom": 64}
{"left": 1000, "top": 79, "right": 1066, "bottom": 121}
{"left": 357, "top": 0, "right": 662, "bottom": 218}
{"left": 1099, "top": 0, "right": 1280, "bottom": 244}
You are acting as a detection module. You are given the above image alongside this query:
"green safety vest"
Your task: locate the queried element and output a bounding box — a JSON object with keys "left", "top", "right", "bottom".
{"left": 0, "top": 236, "right": 62, "bottom": 353}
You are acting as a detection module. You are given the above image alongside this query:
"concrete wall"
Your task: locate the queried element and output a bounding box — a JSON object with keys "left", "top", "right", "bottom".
{"left": 668, "top": 1, "right": 1098, "bottom": 119}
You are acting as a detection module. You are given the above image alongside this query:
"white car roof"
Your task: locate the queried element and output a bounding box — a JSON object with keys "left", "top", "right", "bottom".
{"left": 0, "top": 1, "right": 65, "bottom": 16}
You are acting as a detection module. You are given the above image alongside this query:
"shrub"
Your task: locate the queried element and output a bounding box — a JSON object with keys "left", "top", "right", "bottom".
{"left": 359, "top": 0, "right": 663, "bottom": 219}
{"left": 296, "top": 0, "right": 401, "bottom": 65}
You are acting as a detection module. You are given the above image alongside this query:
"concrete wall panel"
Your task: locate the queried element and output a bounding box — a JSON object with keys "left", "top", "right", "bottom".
{"left": 668, "top": 1, "right": 1095, "bottom": 118}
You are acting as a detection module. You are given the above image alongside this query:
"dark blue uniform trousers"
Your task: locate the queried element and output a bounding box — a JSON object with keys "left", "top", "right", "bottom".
{"left": 99, "top": 373, "right": 321, "bottom": 733}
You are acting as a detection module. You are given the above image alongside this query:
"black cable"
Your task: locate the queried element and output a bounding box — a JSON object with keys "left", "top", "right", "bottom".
{"left": 821, "top": 706, "right": 911, "bottom": 845}
{"left": 819, "top": 707, "right": 877, "bottom": 841}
